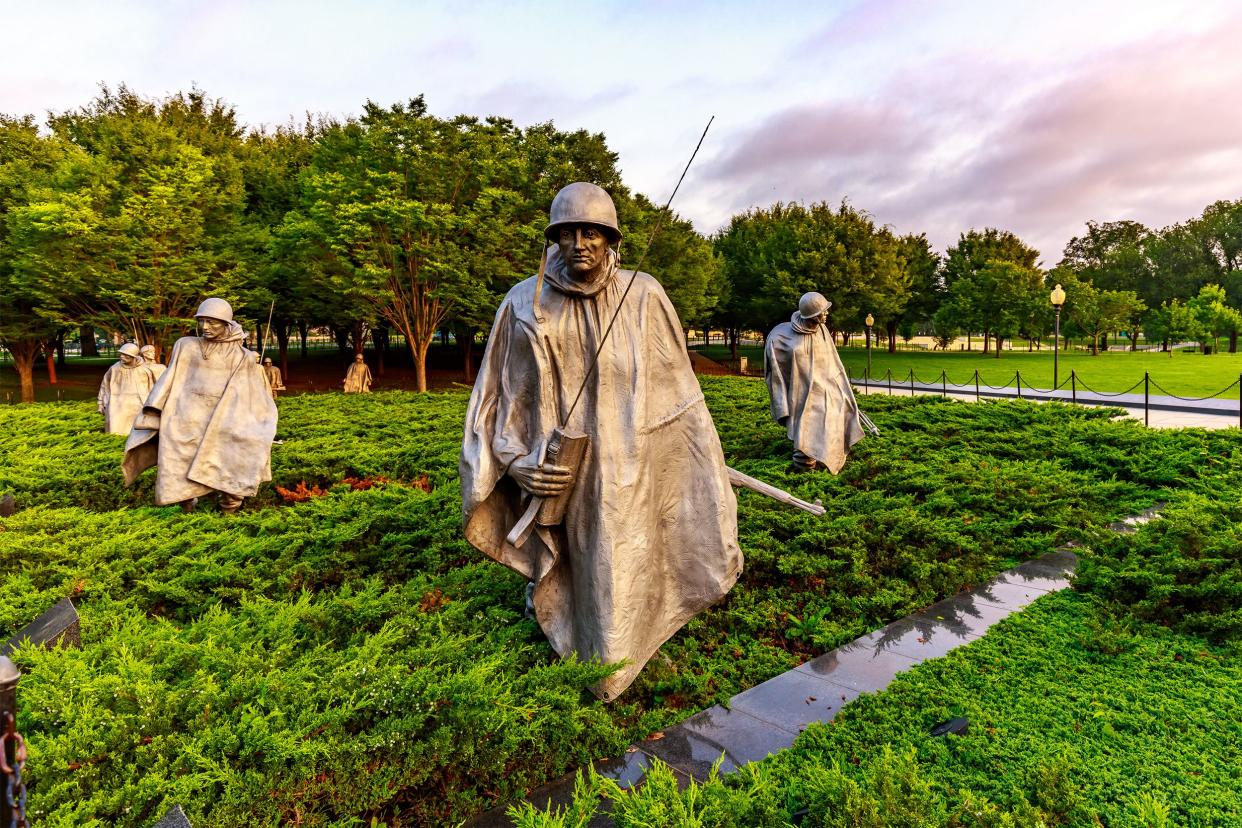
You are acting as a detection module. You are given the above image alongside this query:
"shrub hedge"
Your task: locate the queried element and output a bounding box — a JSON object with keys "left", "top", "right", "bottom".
{"left": 2, "top": 379, "right": 1231, "bottom": 824}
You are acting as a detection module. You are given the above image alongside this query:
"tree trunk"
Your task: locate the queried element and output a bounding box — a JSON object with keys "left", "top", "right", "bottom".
{"left": 80, "top": 325, "right": 99, "bottom": 357}
{"left": 1230, "top": 331, "right": 1238, "bottom": 354}
{"left": 1091, "top": 334, "right": 1099, "bottom": 356}
{"left": 7, "top": 340, "right": 40, "bottom": 403}
{"left": 411, "top": 337, "right": 430, "bottom": 393}
{"left": 56, "top": 333, "right": 66, "bottom": 367}
{"left": 983, "top": 332, "right": 991, "bottom": 354}
{"left": 371, "top": 326, "right": 388, "bottom": 375}
{"left": 462, "top": 329, "right": 475, "bottom": 383}
{"left": 275, "top": 323, "right": 290, "bottom": 382}
{"left": 351, "top": 321, "right": 366, "bottom": 357}
{"left": 993, "top": 335, "right": 1003, "bottom": 358}
{"left": 730, "top": 328, "right": 739, "bottom": 362}
{"left": 44, "top": 339, "right": 58, "bottom": 384}
{"left": 886, "top": 321, "right": 898, "bottom": 354}
{"left": 298, "top": 322, "right": 309, "bottom": 358}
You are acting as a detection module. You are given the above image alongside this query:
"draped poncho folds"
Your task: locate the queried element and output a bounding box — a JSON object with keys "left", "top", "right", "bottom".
{"left": 764, "top": 314, "right": 864, "bottom": 473}
{"left": 123, "top": 324, "right": 278, "bottom": 505}
{"left": 461, "top": 247, "right": 742, "bottom": 700}
{"left": 98, "top": 359, "right": 160, "bottom": 435}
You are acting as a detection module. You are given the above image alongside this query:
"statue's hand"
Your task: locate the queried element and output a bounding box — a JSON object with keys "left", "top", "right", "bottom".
{"left": 133, "top": 409, "right": 161, "bottom": 431}
{"left": 509, "top": 452, "right": 575, "bottom": 497}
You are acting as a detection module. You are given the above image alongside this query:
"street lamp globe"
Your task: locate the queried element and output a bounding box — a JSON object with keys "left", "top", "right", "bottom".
{"left": 865, "top": 313, "right": 874, "bottom": 327}
{"left": 1050, "top": 284, "right": 1066, "bottom": 307}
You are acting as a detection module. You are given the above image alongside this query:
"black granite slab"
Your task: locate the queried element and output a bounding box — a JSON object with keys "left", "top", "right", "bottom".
{"left": 637, "top": 705, "right": 798, "bottom": 779}
{"left": 1108, "top": 503, "right": 1164, "bottom": 533}
{"left": 153, "top": 805, "right": 192, "bottom": 828}
{"left": 911, "top": 591, "right": 1015, "bottom": 638}
{"left": 855, "top": 615, "right": 978, "bottom": 662}
{"left": 794, "top": 643, "right": 919, "bottom": 694}
{"left": 2, "top": 598, "right": 80, "bottom": 656}
{"left": 967, "top": 579, "right": 1055, "bottom": 611}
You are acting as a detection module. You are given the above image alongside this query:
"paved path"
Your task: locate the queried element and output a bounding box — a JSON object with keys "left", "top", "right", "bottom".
{"left": 464, "top": 506, "right": 1169, "bottom": 828}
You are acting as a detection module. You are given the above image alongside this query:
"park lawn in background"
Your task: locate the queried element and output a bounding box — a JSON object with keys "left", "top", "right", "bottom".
{"left": 696, "top": 344, "right": 1242, "bottom": 399}
{"left": 2, "top": 378, "right": 1240, "bottom": 825}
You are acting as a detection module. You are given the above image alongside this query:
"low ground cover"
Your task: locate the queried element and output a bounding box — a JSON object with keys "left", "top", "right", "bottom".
{"left": 697, "top": 345, "right": 1242, "bottom": 399}
{"left": 0, "top": 378, "right": 1228, "bottom": 824}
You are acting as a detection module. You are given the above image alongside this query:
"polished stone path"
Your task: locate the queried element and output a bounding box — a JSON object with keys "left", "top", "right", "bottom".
{"left": 466, "top": 546, "right": 1087, "bottom": 826}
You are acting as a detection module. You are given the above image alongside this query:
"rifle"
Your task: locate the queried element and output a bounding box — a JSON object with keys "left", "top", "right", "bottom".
{"left": 259, "top": 300, "right": 275, "bottom": 362}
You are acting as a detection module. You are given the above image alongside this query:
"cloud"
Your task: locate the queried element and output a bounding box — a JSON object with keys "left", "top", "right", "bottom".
{"left": 702, "top": 12, "right": 1242, "bottom": 261}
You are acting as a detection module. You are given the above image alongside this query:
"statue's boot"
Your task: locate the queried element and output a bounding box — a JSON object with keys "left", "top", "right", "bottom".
{"left": 218, "top": 492, "right": 243, "bottom": 514}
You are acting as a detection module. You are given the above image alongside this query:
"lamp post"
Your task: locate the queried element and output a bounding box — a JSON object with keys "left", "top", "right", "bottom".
{"left": 865, "top": 313, "right": 874, "bottom": 380}
{"left": 1050, "top": 284, "right": 1066, "bottom": 389}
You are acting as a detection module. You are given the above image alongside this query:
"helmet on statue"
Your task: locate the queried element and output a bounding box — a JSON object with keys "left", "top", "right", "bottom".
{"left": 118, "top": 342, "right": 141, "bottom": 358}
{"left": 797, "top": 292, "right": 832, "bottom": 321}
{"left": 544, "top": 182, "right": 622, "bottom": 244}
{"left": 195, "top": 297, "right": 234, "bottom": 322}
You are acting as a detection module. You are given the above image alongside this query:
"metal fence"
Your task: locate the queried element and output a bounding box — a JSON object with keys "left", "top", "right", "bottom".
{"left": 850, "top": 368, "right": 1242, "bottom": 428}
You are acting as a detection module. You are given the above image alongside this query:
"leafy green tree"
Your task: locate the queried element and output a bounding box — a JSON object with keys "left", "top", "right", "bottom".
{"left": 1060, "top": 220, "right": 1150, "bottom": 347}
{"left": 0, "top": 116, "right": 80, "bottom": 402}
{"left": 37, "top": 85, "right": 252, "bottom": 356}
{"left": 891, "top": 233, "right": 941, "bottom": 352}
{"left": 1052, "top": 269, "right": 1146, "bottom": 355}
{"left": 942, "top": 229, "right": 1041, "bottom": 352}
{"left": 1186, "top": 284, "right": 1242, "bottom": 354}
{"left": 294, "top": 98, "right": 537, "bottom": 391}
{"left": 713, "top": 201, "right": 910, "bottom": 355}
{"left": 935, "top": 260, "right": 1044, "bottom": 358}
{"left": 1144, "top": 298, "right": 1205, "bottom": 355}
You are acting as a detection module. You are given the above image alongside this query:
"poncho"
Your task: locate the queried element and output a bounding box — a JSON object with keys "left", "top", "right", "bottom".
{"left": 98, "top": 358, "right": 159, "bottom": 435}
{"left": 343, "top": 362, "right": 372, "bottom": 393}
{"left": 461, "top": 247, "right": 742, "bottom": 700}
{"left": 123, "top": 324, "right": 278, "bottom": 504}
{"left": 764, "top": 314, "right": 864, "bottom": 473}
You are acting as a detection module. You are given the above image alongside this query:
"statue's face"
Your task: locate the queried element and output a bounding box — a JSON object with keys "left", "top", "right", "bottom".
{"left": 120, "top": 354, "right": 137, "bottom": 366}
{"left": 558, "top": 224, "right": 610, "bottom": 279}
{"left": 199, "top": 318, "right": 227, "bottom": 339}
{"left": 355, "top": 355, "right": 363, "bottom": 363}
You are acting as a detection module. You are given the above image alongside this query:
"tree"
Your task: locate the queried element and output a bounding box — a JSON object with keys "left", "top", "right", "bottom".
{"left": 0, "top": 116, "right": 79, "bottom": 402}
{"left": 1052, "top": 268, "right": 1146, "bottom": 355}
{"left": 1186, "top": 284, "right": 1242, "bottom": 354}
{"left": 713, "top": 201, "right": 911, "bottom": 355}
{"left": 1060, "top": 220, "right": 1150, "bottom": 348}
{"left": 37, "top": 85, "right": 252, "bottom": 356}
{"left": 295, "top": 99, "right": 537, "bottom": 391}
{"left": 934, "top": 260, "right": 1044, "bottom": 358}
{"left": 890, "top": 233, "right": 941, "bottom": 353}
{"left": 942, "top": 229, "right": 1040, "bottom": 351}
{"left": 1144, "top": 299, "right": 1205, "bottom": 356}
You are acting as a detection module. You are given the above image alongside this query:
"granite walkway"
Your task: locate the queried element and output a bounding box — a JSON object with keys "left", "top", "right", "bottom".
{"left": 464, "top": 502, "right": 1167, "bottom": 827}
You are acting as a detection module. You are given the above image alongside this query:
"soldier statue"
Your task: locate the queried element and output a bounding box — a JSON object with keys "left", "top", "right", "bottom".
{"left": 123, "top": 298, "right": 278, "bottom": 514}
{"left": 460, "top": 182, "right": 741, "bottom": 701}
{"left": 764, "top": 292, "right": 865, "bottom": 472}
{"left": 343, "top": 354, "right": 372, "bottom": 393}
{"left": 263, "top": 357, "right": 285, "bottom": 398}
{"left": 140, "top": 344, "right": 166, "bottom": 380}
{"left": 97, "top": 342, "right": 159, "bottom": 434}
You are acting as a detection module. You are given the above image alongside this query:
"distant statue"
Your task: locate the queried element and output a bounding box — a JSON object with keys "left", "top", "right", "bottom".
{"left": 122, "top": 298, "right": 278, "bottom": 514}
{"left": 460, "top": 182, "right": 741, "bottom": 701}
{"left": 139, "top": 344, "right": 166, "bottom": 380}
{"left": 343, "top": 354, "right": 372, "bottom": 393}
{"left": 764, "top": 292, "right": 864, "bottom": 472}
{"left": 97, "top": 343, "right": 159, "bottom": 434}
{"left": 262, "top": 357, "right": 285, "bottom": 398}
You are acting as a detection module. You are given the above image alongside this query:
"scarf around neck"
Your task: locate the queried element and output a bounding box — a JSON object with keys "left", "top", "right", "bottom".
{"left": 543, "top": 244, "right": 620, "bottom": 298}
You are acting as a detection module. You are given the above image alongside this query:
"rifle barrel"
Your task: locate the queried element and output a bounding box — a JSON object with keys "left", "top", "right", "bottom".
{"left": 726, "top": 466, "right": 825, "bottom": 516}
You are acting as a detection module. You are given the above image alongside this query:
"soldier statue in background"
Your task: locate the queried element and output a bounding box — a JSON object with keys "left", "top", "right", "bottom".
{"left": 123, "top": 298, "right": 278, "bottom": 514}
{"left": 97, "top": 343, "right": 159, "bottom": 434}
{"left": 343, "top": 354, "right": 372, "bottom": 393}
{"left": 140, "top": 344, "right": 166, "bottom": 380}
{"left": 764, "top": 292, "right": 865, "bottom": 472}
{"left": 262, "top": 357, "right": 285, "bottom": 398}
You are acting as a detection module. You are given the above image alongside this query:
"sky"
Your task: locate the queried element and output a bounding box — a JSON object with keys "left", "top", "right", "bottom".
{"left": 4, "top": 0, "right": 1242, "bottom": 263}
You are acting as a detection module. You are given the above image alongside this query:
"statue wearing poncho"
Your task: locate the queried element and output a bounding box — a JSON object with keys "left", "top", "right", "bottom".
{"left": 123, "top": 299, "right": 278, "bottom": 512}
{"left": 98, "top": 343, "right": 159, "bottom": 434}
{"left": 460, "top": 184, "right": 741, "bottom": 701}
{"left": 764, "top": 292, "right": 864, "bottom": 473}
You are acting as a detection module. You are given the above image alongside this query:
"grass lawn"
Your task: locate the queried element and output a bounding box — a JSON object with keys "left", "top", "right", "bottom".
{"left": 695, "top": 345, "right": 1242, "bottom": 399}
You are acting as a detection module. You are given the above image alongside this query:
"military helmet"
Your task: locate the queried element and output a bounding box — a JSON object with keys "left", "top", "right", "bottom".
{"left": 797, "top": 292, "right": 832, "bottom": 321}
{"left": 195, "top": 297, "right": 234, "bottom": 322}
{"left": 118, "top": 342, "right": 141, "bottom": 358}
{"left": 263, "top": 357, "right": 273, "bottom": 365}
{"left": 544, "top": 182, "right": 622, "bottom": 243}
{"left": 140, "top": 344, "right": 156, "bottom": 359}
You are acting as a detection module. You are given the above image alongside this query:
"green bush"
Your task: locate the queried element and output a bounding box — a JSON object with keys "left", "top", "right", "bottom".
{"left": 2, "top": 380, "right": 1231, "bottom": 823}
